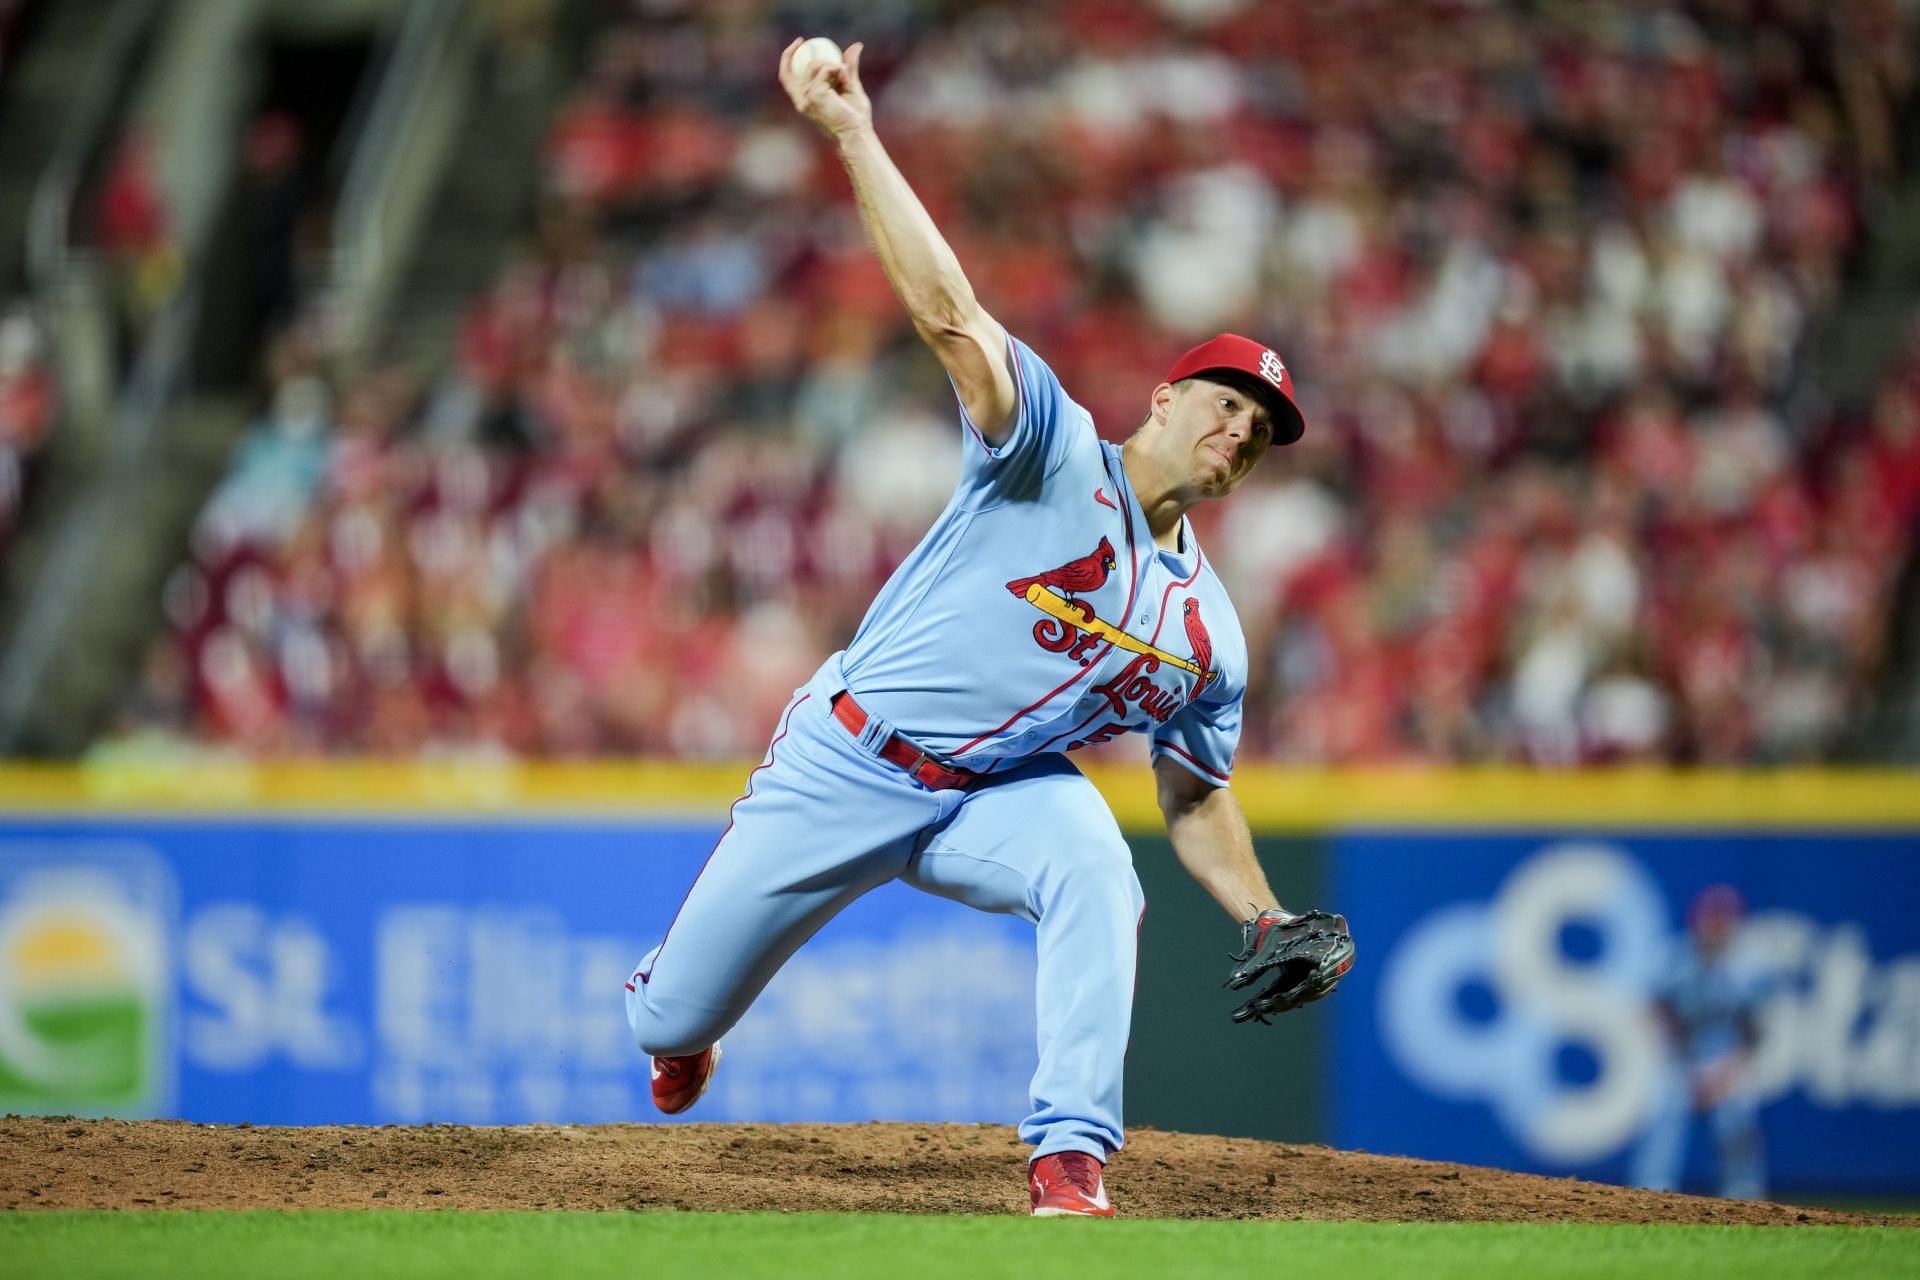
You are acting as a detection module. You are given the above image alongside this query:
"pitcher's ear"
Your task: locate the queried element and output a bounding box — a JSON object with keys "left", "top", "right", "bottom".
{"left": 1150, "top": 381, "right": 1178, "bottom": 424}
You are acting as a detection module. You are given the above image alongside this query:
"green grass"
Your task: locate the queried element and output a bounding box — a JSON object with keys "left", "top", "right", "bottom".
{"left": 3, "top": 1213, "right": 1917, "bottom": 1280}
{"left": 1792, "top": 1195, "right": 1920, "bottom": 1217}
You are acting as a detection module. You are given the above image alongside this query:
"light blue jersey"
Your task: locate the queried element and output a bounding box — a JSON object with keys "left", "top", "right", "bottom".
{"left": 842, "top": 334, "right": 1247, "bottom": 783}
{"left": 1657, "top": 943, "right": 1772, "bottom": 1067}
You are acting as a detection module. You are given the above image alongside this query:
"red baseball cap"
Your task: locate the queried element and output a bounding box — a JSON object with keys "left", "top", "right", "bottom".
{"left": 1165, "top": 334, "right": 1305, "bottom": 446}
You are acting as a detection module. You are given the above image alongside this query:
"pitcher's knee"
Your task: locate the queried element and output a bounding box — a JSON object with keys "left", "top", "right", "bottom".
{"left": 1043, "top": 839, "right": 1143, "bottom": 914}
{"left": 625, "top": 983, "right": 725, "bottom": 1058}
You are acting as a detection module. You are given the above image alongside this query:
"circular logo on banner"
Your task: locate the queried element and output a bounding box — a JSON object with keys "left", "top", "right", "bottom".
{"left": 1377, "top": 842, "right": 1669, "bottom": 1163}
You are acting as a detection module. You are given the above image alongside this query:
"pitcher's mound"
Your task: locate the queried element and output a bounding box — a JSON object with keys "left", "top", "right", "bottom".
{"left": 0, "top": 1116, "right": 1895, "bottom": 1224}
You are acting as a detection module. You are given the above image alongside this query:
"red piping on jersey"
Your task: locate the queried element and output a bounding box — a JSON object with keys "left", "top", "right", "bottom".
{"left": 956, "top": 401, "right": 986, "bottom": 448}
{"left": 1147, "top": 543, "right": 1206, "bottom": 647}
{"left": 1008, "top": 335, "right": 1031, "bottom": 430}
{"left": 1156, "top": 740, "right": 1230, "bottom": 783}
{"left": 1029, "top": 530, "right": 1213, "bottom": 757}
{"left": 954, "top": 336, "right": 1032, "bottom": 452}
{"left": 952, "top": 452, "right": 1142, "bottom": 757}
{"left": 631, "top": 692, "right": 811, "bottom": 990}
{"left": 1155, "top": 544, "right": 1217, "bottom": 715}
{"left": 1030, "top": 710, "right": 1115, "bottom": 756}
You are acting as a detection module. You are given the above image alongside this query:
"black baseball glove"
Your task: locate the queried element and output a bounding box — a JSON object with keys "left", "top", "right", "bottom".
{"left": 1225, "top": 909, "right": 1355, "bottom": 1024}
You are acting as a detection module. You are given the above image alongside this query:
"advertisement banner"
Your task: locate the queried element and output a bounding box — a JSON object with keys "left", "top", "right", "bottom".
{"left": 0, "top": 819, "right": 1037, "bottom": 1126}
{"left": 1331, "top": 831, "right": 1920, "bottom": 1194}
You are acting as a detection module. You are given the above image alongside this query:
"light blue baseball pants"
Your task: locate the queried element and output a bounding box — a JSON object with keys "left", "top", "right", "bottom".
{"left": 624, "top": 661, "right": 1144, "bottom": 1162}
{"left": 1630, "top": 1060, "right": 1766, "bottom": 1199}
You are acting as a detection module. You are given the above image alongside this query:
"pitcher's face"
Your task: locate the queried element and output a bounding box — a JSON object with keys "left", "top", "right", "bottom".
{"left": 1153, "top": 377, "right": 1275, "bottom": 497}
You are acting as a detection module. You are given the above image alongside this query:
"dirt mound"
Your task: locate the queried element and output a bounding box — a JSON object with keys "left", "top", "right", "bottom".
{"left": 0, "top": 1115, "right": 1901, "bottom": 1224}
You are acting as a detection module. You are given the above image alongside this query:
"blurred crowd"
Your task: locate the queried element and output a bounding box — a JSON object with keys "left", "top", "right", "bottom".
{"left": 0, "top": 0, "right": 33, "bottom": 83}
{"left": 98, "top": 0, "right": 1920, "bottom": 764}
{"left": 0, "top": 303, "right": 55, "bottom": 575}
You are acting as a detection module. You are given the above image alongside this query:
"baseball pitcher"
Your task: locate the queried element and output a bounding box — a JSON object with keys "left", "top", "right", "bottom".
{"left": 624, "top": 38, "right": 1355, "bottom": 1218}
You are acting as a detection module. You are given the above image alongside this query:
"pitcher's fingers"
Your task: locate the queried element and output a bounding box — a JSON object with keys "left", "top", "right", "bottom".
{"left": 844, "top": 41, "right": 865, "bottom": 92}
{"left": 777, "top": 37, "right": 802, "bottom": 91}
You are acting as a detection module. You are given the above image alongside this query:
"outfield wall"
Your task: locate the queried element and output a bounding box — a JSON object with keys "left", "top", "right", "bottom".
{"left": 2, "top": 763, "right": 1916, "bottom": 1194}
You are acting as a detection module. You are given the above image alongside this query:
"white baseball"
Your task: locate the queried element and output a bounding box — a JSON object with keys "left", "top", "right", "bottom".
{"left": 791, "top": 36, "right": 844, "bottom": 82}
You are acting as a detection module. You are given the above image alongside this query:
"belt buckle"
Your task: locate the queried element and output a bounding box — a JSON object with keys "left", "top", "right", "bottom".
{"left": 908, "top": 746, "right": 962, "bottom": 789}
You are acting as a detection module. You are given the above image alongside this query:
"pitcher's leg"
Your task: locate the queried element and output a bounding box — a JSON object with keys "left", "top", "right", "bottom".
{"left": 626, "top": 848, "right": 904, "bottom": 1056}
{"left": 627, "top": 692, "right": 937, "bottom": 1057}
{"left": 1023, "top": 834, "right": 1142, "bottom": 1160}
{"left": 905, "top": 755, "right": 1142, "bottom": 1161}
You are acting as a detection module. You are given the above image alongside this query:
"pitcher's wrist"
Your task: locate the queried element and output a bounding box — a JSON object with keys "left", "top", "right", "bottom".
{"left": 834, "top": 121, "right": 879, "bottom": 152}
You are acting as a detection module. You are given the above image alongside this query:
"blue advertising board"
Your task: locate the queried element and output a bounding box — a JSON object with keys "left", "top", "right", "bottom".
{"left": 1330, "top": 831, "right": 1920, "bottom": 1194}
{"left": 0, "top": 818, "right": 1037, "bottom": 1127}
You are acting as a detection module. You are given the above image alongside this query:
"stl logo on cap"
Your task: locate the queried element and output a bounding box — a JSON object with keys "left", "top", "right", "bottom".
{"left": 1258, "top": 350, "right": 1286, "bottom": 388}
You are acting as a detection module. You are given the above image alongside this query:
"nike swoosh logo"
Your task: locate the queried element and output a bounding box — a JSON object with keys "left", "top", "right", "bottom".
{"left": 1034, "top": 1168, "right": 1110, "bottom": 1210}
{"left": 1094, "top": 487, "right": 1116, "bottom": 510}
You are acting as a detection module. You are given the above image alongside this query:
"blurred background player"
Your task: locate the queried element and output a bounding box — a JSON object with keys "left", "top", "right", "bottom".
{"left": 1631, "top": 884, "right": 1772, "bottom": 1200}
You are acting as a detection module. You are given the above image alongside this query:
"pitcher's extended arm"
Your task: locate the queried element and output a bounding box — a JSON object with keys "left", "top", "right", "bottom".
{"left": 1154, "top": 755, "right": 1283, "bottom": 922}
{"left": 779, "top": 39, "right": 1016, "bottom": 441}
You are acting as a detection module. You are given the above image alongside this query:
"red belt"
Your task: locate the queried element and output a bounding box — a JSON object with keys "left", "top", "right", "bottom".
{"left": 830, "top": 692, "right": 979, "bottom": 791}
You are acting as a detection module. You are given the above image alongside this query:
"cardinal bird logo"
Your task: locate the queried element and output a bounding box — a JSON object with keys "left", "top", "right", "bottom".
{"left": 1009, "top": 541, "right": 1210, "bottom": 683}
{"left": 1183, "top": 597, "right": 1216, "bottom": 685}
{"left": 1006, "top": 536, "right": 1117, "bottom": 600}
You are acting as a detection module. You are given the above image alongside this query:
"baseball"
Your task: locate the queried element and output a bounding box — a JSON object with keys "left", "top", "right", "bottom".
{"left": 791, "top": 36, "right": 844, "bottom": 81}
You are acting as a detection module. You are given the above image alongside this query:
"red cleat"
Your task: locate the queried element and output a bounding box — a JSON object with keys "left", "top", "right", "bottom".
{"left": 1029, "top": 1151, "right": 1115, "bottom": 1217}
{"left": 651, "top": 1045, "right": 721, "bottom": 1115}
